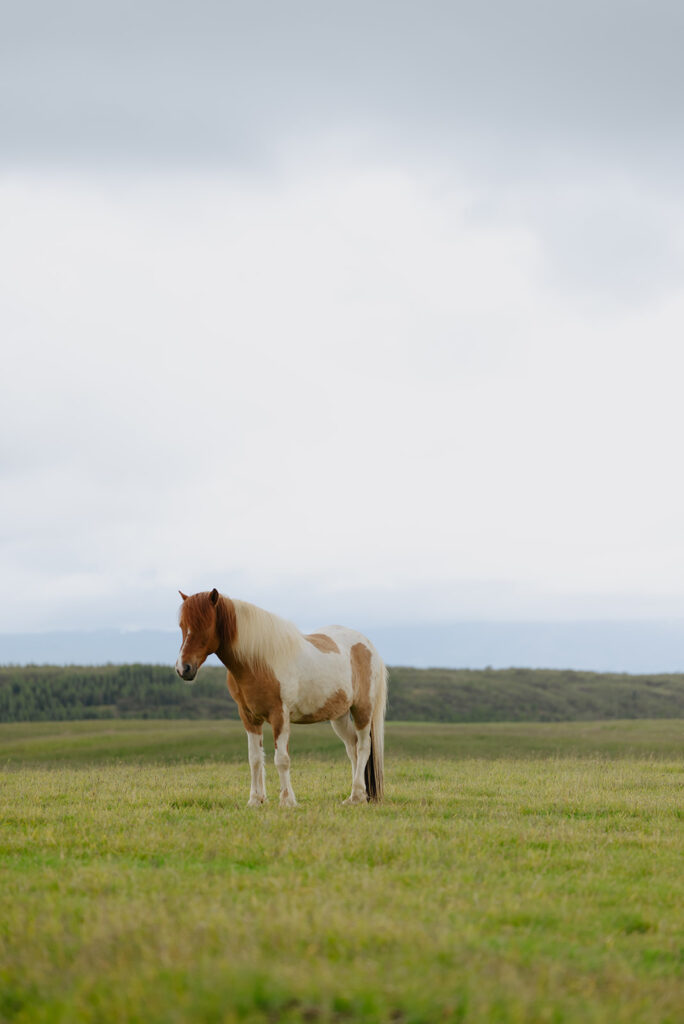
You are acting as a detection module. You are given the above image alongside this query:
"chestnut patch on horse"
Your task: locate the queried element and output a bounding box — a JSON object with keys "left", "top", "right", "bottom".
{"left": 226, "top": 661, "right": 285, "bottom": 741}
{"left": 350, "top": 642, "right": 373, "bottom": 729}
{"left": 293, "top": 688, "right": 350, "bottom": 724}
{"left": 305, "top": 633, "right": 340, "bottom": 654}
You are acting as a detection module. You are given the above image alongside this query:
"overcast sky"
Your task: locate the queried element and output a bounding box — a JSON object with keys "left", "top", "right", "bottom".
{"left": 2, "top": 1, "right": 684, "bottom": 640}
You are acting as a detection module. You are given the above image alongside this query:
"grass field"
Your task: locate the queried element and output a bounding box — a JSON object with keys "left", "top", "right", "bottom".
{"left": 1, "top": 720, "right": 682, "bottom": 1023}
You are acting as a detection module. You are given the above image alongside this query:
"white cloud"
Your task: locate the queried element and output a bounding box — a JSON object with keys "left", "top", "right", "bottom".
{"left": 2, "top": 157, "right": 684, "bottom": 632}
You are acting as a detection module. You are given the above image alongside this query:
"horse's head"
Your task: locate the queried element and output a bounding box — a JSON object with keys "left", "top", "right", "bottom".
{"left": 176, "top": 588, "right": 222, "bottom": 681}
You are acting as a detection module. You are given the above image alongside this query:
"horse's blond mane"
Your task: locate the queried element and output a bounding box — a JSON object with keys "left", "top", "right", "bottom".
{"left": 231, "top": 599, "right": 301, "bottom": 671}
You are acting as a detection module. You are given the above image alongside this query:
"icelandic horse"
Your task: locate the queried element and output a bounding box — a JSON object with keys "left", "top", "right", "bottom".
{"left": 175, "top": 589, "right": 387, "bottom": 807}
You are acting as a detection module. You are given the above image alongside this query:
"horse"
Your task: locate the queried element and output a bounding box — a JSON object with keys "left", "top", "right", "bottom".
{"left": 175, "top": 589, "right": 387, "bottom": 807}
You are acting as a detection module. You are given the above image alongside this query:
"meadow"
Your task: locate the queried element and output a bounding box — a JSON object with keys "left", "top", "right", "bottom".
{"left": 1, "top": 719, "right": 682, "bottom": 1023}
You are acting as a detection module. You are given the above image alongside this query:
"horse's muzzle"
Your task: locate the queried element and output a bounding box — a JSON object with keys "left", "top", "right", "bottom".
{"left": 177, "top": 662, "right": 197, "bottom": 682}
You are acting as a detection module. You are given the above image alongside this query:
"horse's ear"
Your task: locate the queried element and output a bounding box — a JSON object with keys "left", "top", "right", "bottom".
{"left": 179, "top": 590, "right": 188, "bottom": 601}
{"left": 209, "top": 588, "right": 219, "bottom": 605}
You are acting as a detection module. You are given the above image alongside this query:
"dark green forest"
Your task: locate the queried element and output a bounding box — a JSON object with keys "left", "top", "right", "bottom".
{"left": 1, "top": 663, "right": 683, "bottom": 723}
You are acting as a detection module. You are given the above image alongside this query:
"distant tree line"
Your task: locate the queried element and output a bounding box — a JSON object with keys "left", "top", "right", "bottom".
{"left": 386, "top": 666, "right": 684, "bottom": 722}
{"left": 1, "top": 663, "right": 683, "bottom": 724}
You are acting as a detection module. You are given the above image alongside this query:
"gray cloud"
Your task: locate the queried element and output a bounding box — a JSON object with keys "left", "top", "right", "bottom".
{"left": 2, "top": 1, "right": 683, "bottom": 180}
{"left": 485, "top": 178, "right": 684, "bottom": 305}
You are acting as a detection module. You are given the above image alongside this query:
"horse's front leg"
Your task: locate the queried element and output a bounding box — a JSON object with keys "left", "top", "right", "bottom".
{"left": 273, "top": 707, "right": 297, "bottom": 808}
{"left": 246, "top": 728, "right": 266, "bottom": 806}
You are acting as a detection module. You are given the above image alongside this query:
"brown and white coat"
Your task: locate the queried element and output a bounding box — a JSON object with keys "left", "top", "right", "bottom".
{"left": 176, "top": 589, "right": 387, "bottom": 806}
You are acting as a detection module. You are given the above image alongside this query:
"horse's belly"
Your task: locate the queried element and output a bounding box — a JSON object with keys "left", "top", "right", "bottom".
{"left": 289, "top": 690, "right": 351, "bottom": 724}
{"left": 287, "top": 664, "right": 352, "bottom": 724}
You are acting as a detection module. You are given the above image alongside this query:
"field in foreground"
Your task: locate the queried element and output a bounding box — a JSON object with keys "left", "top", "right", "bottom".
{"left": 1, "top": 720, "right": 682, "bottom": 1024}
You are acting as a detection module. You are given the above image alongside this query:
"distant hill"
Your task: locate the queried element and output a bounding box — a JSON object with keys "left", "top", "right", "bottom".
{"left": 3, "top": 620, "right": 684, "bottom": 673}
{"left": 387, "top": 666, "right": 684, "bottom": 722}
{"left": 1, "top": 663, "right": 683, "bottom": 724}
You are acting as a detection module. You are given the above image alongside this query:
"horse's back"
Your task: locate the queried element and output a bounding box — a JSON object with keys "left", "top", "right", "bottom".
{"left": 310, "top": 625, "right": 383, "bottom": 670}
{"left": 285, "top": 625, "right": 385, "bottom": 725}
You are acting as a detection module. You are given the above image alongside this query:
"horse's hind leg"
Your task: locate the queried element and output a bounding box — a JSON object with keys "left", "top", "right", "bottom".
{"left": 331, "top": 713, "right": 358, "bottom": 797}
{"left": 273, "top": 707, "right": 297, "bottom": 808}
{"left": 246, "top": 728, "right": 266, "bottom": 806}
{"left": 335, "top": 716, "right": 370, "bottom": 805}
{"left": 345, "top": 723, "right": 371, "bottom": 804}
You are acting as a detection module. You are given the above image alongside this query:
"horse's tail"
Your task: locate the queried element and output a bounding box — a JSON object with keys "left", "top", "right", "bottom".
{"left": 364, "top": 657, "right": 388, "bottom": 802}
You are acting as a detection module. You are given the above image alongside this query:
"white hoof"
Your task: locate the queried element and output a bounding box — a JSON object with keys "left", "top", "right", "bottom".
{"left": 279, "top": 791, "right": 297, "bottom": 808}
{"left": 342, "top": 792, "right": 368, "bottom": 805}
{"left": 247, "top": 795, "right": 265, "bottom": 807}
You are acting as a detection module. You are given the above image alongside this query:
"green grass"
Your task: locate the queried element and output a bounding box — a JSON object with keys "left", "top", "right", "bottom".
{"left": 2, "top": 718, "right": 683, "bottom": 766}
{"left": 1, "top": 720, "right": 682, "bottom": 1023}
